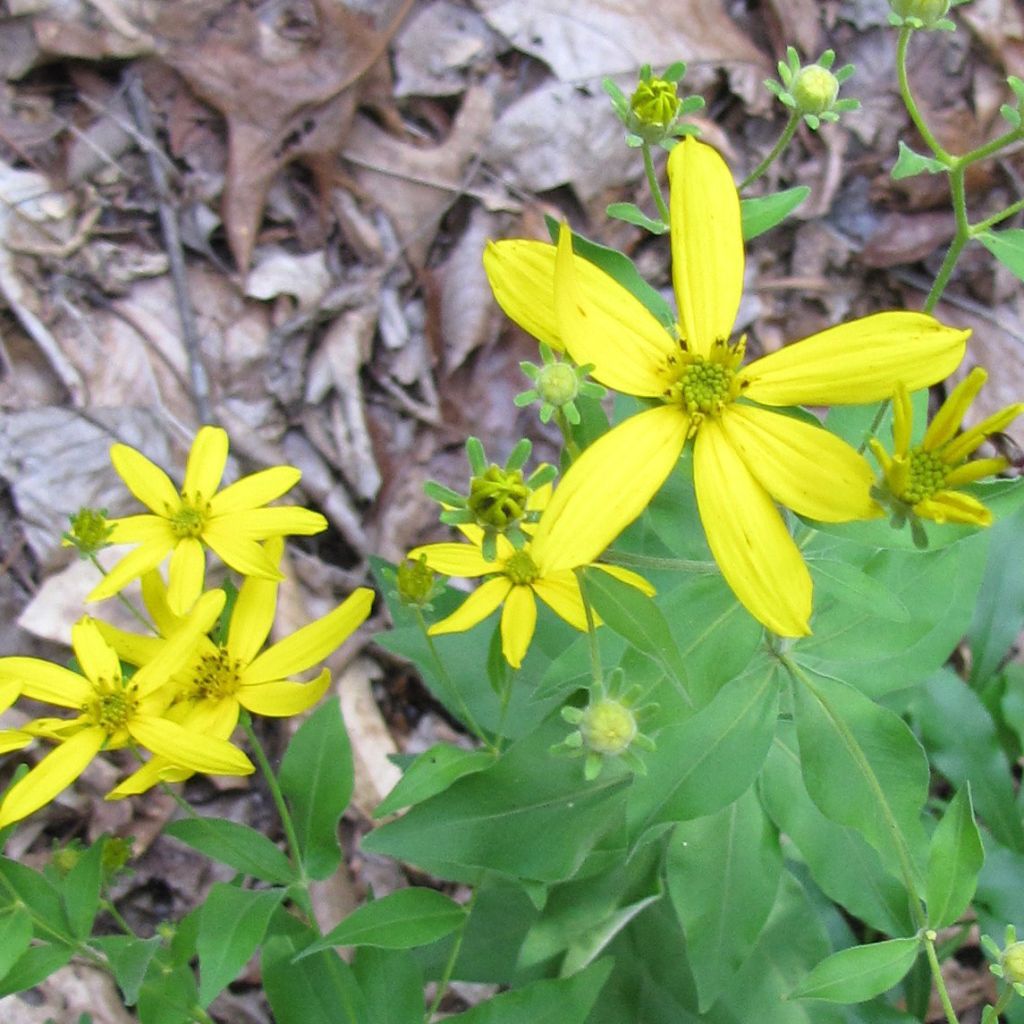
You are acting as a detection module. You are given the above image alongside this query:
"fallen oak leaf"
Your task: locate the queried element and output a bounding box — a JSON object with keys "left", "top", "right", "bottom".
{"left": 155, "top": 0, "right": 415, "bottom": 273}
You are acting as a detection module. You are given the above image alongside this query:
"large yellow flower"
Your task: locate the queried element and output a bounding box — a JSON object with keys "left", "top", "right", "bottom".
{"left": 95, "top": 540, "right": 375, "bottom": 797}
{"left": 89, "top": 426, "right": 327, "bottom": 615}
{"left": 870, "top": 367, "right": 1023, "bottom": 531}
{"left": 410, "top": 500, "right": 654, "bottom": 669}
{"left": 0, "top": 591, "right": 253, "bottom": 828}
{"left": 482, "top": 137, "right": 969, "bottom": 635}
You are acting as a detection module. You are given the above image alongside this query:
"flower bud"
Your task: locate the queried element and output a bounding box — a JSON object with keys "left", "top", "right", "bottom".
{"left": 580, "top": 698, "right": 639, "bottom": 756}
{"left": 536, "top": 361, "right": 580, "bottom": 408}
{"left": 467, "top": 466, "right": 530, "bottom": 529}
{"left": 396, "top": 554, "right": 437, "bottom": 608}
{"left": 792, "top": 64, "right": 839, "bottom": 115}
{"left": 62, "top": 506, "right": 113, "bottom": 557}
{"left": 628, "top": 77, "right": 681, "bottom": 142}
{"left": 889, "top": 0, "right": 952, "bottom": 27}
{"left": 1003, "top": 942, "right": 1024, "bottom": 984}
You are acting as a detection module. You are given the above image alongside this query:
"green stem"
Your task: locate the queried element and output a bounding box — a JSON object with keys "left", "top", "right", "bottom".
{"left": 0, "top": 870, "right": 83, "bottom": 951}
{"left": 972, "top": 193, "right": 1024, "bottom": 233}
{"left": 575, "top": 569, "right": 603, "bottom": 687}
{"left": 425, "top": 890, "right": 477, "bottom": 1021}
{"left": 87, "top": 553, "right": 155, "bottom": 632}
{"left": 100, "top": 897, "right": 137, "bottom": 937}
{"left": 924, "top": 164, "right": 969, "bottom": 313}
{"left": 603, "top": 550, "right": 719, "bottom": 574}
{"left": 642, "top": 142, "right": 671, "bottom": 225}
{"left": 555, "top": 408, "right": 581, "bottom": 463}
{"left": 414, "top": 609, "right": 497, "bottom": 754}
{"left": 740, "top": 113, "right": 799, "bottom": 190}
{"left": 857, "top": 399, "right": 892, "bottom": 455}
{"left": 990, "top": 985, "right": 1016, "bottom": 1018}
{"left": 959, "top": 126, "right": 1023, "bottom": 166}
{"left": 924, "top": 931, "right": 960, "bottom": 1024}
{"left": 896, "top": 28, "right": 952, "bottom": 163}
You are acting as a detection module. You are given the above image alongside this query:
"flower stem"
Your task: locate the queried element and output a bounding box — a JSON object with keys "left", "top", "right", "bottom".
{"left": 972, "top": 193, "right": 1024, "bottom": 233}
{"left": 414, "top": 608, "right": 497, "bottom": 754}
{"left": 425, "top": 890, "right": 477, "bottom": 1021}
{"left": 642, "top": 142, "right": 671, "bottom": 226}
{"left": 575, "top": 569, "right": 603, "bottom": 687}
{"left": 555, "top": 408, "right": 581, "bottom": 463}
{"left": 87, "top": 553, "right": 155, "bottom": 632}
{"left": 896, "top": 28, "right": 952, "bottom": 163}
{"left": 740, "top": 113, "right": 799, "bottom": 190}
{"left": 924, "top": 931, "right": 960, "bottom": 1024}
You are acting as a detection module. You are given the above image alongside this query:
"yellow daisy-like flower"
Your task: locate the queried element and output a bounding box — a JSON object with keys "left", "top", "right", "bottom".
{"left": 410, "top": 498, "right": 654, "bottom": 669}
{"left": 870, "top": 367, "right": 1023, "bottom": 532}
{"left": 0, "top": 591, "right": 253, "bottom": 828}
{"left": 88, "top": 426, "right": 328, "bottom": 616}
{"left": 482, "top": 137, "right": 969, "bottom": 636}
{"left": 95, "top": 540, "right": 374, "bottom": 797}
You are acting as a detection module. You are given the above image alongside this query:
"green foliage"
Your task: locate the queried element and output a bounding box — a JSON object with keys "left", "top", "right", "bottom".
{"left": 164, "top": 818, "right": 298, "bottom": 885}
{"left": 790, "top": 937, "right": 922, "bottom": 1002}
{"left": 740, "top": 186, "right": 811, "bottom": 238}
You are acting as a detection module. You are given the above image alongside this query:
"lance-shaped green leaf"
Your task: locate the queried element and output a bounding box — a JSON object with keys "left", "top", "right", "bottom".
{"left": 0, "top": 905, "right": 32, "bottom": 981}
{"left": 979, "top": 228, "right": 1024, "bottom": 281}
{"left": 741, "top": 186, "right": 810, "bottom": 239}
{"left": 374, "top": 745, "right": 495, "bottom": 818}
{"left": 62, "top": 837, "right": 107, "bottom": 941}
{"left": 300, "top": 888, "right": 466, "bottom": 955}
{"left": 165, "top": 818, "right": 297, "bottom": 885}
{"left": 790, "top": 669, "right": 929, "bottom": 885}
{"left": 926, "top": 786, "right": 984, "bottom": 929}
{"left": 352, "top": 947, "right": 425, "bottom": 1024}
{"left": 90, "top": 935, "right": 161, "bottom": 1006}
{"left": 0, "top": 943, "right": 74, "bottom": 998}
{"left": 279, "top": 698, "right": 354, "bottom": 879}
{"left": 667, "top": 787, "right": 783, "bottom": 1011}
{"left": 790, "top": 937, "right": 921, "bottom": 1003}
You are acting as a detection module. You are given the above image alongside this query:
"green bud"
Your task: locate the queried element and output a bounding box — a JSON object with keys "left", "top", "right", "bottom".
{"left": 396, "top": 554, "right": 438, "bottom": 608}
{"left": 1003, "top": 942, "right": 1024, "bottom": 984}
{"left": 51, "top": 844, "right": 82, "bottom": 876}
{"left": 467, "top": 466, "right": 530, "bottom": 530}
{"left": 792, "top": 64, "right": 839, "bottom": 115}
{"left": 62, "top": 507, "right": 113, "bottom": 557}
{"left": 889, "top": 0, "right": 952, "bottom": 27}
{"left": 628, "top": 77, "right": 681, "bottom": 141}
{"left": 536, "top": 361, "right": 580, "bottom": 407}
{"left": 580, "top": 698, "right": 639, "bottom": 756}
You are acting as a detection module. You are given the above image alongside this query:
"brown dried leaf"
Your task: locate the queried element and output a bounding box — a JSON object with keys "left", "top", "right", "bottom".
{"left": 860, "top": 211, "right": 956, "bottom": 268}
{"left": 961, "top": 0, "right": 1024, "bottom": 78}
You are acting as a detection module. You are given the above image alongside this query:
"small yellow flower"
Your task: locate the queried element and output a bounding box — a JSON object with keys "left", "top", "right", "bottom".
{"left": 89, "top": 426, "right": 327, "bottom": 615}
{"left": 483, "top": 137, "right": 969, "bottom": 636}
{"left": 0, "top": 592, "right": 253, "bottom": 828}
{"left": 95, "top": 540, "right": 374, "bottom": 797}
{"left": 870, "top": 368, "right": 1023, "bottom": 533}
{"left": 410, "top": 492, "right": 653, "bottom": 669}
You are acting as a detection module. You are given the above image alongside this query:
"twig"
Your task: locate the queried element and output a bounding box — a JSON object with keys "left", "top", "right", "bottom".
{"left": 123, "top": 69, "right": 212, "bottom": 425}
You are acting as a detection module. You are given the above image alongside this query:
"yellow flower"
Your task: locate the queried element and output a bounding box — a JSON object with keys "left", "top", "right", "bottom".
{"left": 0, "top": 592, "right": 253, "bottom": 828}
{"left": 410, "top": 493, "right": 654, "bottom": 669}
{"left": 870, "top": 367, "right": 1023, "bottom": 532}
{"left": 94, "top": 540, "right": 374, "bottom": 797}
{"left": 89, "top": 426, "right": 327, "bottom": 615}
{"left": 482, "top": 137, "right": 969, "bottom": 636}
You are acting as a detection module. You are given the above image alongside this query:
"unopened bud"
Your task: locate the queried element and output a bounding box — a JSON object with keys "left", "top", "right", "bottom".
{"left": 792, "top": 65, "right": 839, "bottom": 115}
{"left": 890, "top": 0, "right": 952, "bottom": 27}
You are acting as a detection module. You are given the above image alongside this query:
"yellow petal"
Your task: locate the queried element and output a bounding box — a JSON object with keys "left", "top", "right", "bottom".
{"left": 429, "top": 577, "right": 511, "bottom": 636}
{"left": 407, "top": 542, "right": 493, "bottom": 577}
{"left": 531, "top": 572, "right": 589, "bottom": 631}
{"left": 0, "top": 655, "right": 91, "bottom": 708}
{"left": 87, "top": 539, "right": 172, "bottom": 602}
{"left": 742, "top": 312, "right": 969, "bottom": 406}
{"left": 218, "top": 506, "right": 328, "bottom": 537}
{"left": 721, "top": 405, "right": 877, "bottom": 522}
{"left": 924, "top": 368, "right": 986, "bottom": 450}
{"left": 554, "top": 224, "right": 678, "bottom": 397}
{"left": 0, "top": 728, "right": 33, "bottom": 754}
{"left": 129, "top": 714, "right": 253, "bottom": 775}
{"left": 93, "top": 622, "right": 164, "bottom": 667}
{"left": 243, "top": 587, "right": 374, "bottom": 687}
{"left": 140, "top": 570, "right": 180, "bottom": 636}
{"left": 500, "top": 585, "right": 537, "bottom": 668}
{"left": 590, "top": 563, "right": 656, "bottom": 596}
{"left": 167, "top": 538, "right": 206, "bottom": 616}
{"left": 72, "top": 618, "right": 122, "bottom": 684}
{"left": 240, "top": 668, "right": 332, "bottom": 717}
{"left": 202, "top": 524, "right": 283, "bottom": 579}
{"left": 107, "top": 758, "right": 189, "bottom": 799}
{"left": 108, "top": 515, "right": 173, "bottom": 544}
{"left": 531, "top": 405, "right": 688, "bottom": 574}
{"left": 209, "top": 466, "right": 301, "bottom": 515}
{"left": 110, "top": 443, "right": 180, "bottom": 516}
{"left": 942, "top": 403, "right": 1024, "bottom": 464}
{"left": 693, "top": 421, "right": 812, "bottom": 637}
{"left": 0, "top": 727, "right": 105, "bottom": 829}
{"left": 0, "top": 678, "right": 20, "bottom": 714}
{"left": 667, "top": 137, "right": 744, "bottom": 357}
{"left": 183, "top": 426, "right": 229, "bottom": 501}
{"left": 944, "top": 457, "right": 1008, "bottom": 487}
{"left": 483, "top": 238, "right": 564, "bottom": 352}
{"left": 915, "top": 490, "right": 992, "bottom": 526}
{"left": 227, "top": 540, "right": 283, "bottom": 665}
{"left": 892, "top": 384, "right": 913, "bottom": 457}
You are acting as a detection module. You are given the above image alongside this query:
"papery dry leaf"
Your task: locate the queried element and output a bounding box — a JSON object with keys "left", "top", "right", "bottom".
{"left": 245, "top": 246, "right": 332, "bottom": 311}
{"left": 0, "top": 963, "right": 136, "bottom": 1024}
{"left": 33, "top": 0, "right": 156, "bottom": 60}
{"left": 343, "top": 85, "right": 494, "bottom": 267}
{"left": 156, "top": 0, "right": 415, "bottom": 273}
{"left": 861, "top": 210, "right": 956, "bottom": 267}
{"left": 762, "top": 0, "right": 821, "bottom": 58}
{"left": 961, "top": 0, "right": 1024, "bottom": 77}
{"left": 473, "top": 0, "right": 765, "bottom": 81}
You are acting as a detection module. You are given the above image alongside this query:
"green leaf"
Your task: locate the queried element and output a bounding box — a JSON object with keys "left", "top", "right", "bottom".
{"left": 926, "top": 786, "right": 984, "bottom": 929}
{"left": 891, "top": 140, "right": 947, "bottom": 179}
{"left": 279, "top": 697, "right": 353, "bottom": 879}
{"left": 914, "top": 667, "right": 1024, "bottom": 851}
{"left": 362, "top": 718, "right": 629, "bottom": 884}
{"left": 581, "top": 569, "right": 690, "bottom": 706}
{"left": 302, "top": 888, "right": 466, "bottom": 955}
{"left": 790, "top": 937, "right": 921, "bottom": 1002}
{"left": 263, "top": 914, "right": 368, "bottom": 1024}
{"left": 740, "top": 186, "right": 810, "bottom": 239}
{"left": 90, "top": 935, "right": 161, "bottom": 1006}
{"left": 761, "top": 728, "right": 915, "bottom": 937}
{"left": 0, "top": 943, "right": 74, "bottom": 997}
{"left": 445, "top": 959, "right": 612, "bottom": 1023}
{"left": 374, "top": 745, "right": 495, "bottom": 817}
{"left": 164, "top": 818, "right": 297, "bottom": 885}
{"left": 197, "top": 884, "right": 284, "bottom": 1006}
{"left": 667, "top": 787, "right": 782, "bottom": 1011}
{"left": 352, "top": 947, "right": 424, "bottom": 1024}
{"left": 62, "top": 837, "right": 106, "bottom": 940}
{"left": 606, "top": 202, "right": 667, "bottom": 234}
{"left": 0, "top": 905, "right": 33, "bottom": 981}
{"left": 978, "top": 228, "right": 1024, "bottom": 281}
{"left": 791, "top": 670, "right": 930, "bottom": 883}
{"left": 627, "top": 662, "right": 780, "bottom": 842}
{"left": 809, "top": 558, "right": 910, "bottom": 623}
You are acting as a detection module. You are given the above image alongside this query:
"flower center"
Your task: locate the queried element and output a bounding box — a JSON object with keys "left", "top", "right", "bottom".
{"left": 85, "top": 673, "right": 136, "bottom": 733}
{"left": 467, "top": 467, "right": 530, "bottom": 529}
{"left": 171, "top": 494, "right": 210, "bottom": 539}
{"left": 503, "top": 549, "right": 539, "bottom": 585}
{"left": 900, "top": 448, "right": 948, "bottom": 504}
{"left": 679, "top": 356, "right": 734, "bottom": 416}
{"left": 190, "top": 646, "right": 241, "bottom": 700}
